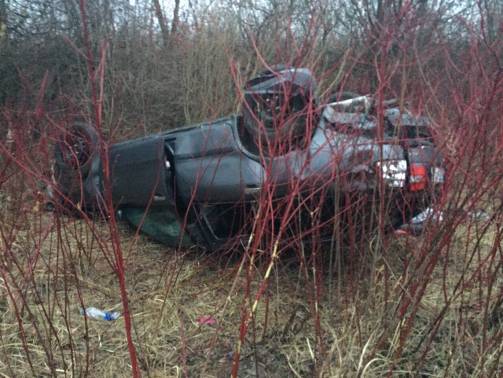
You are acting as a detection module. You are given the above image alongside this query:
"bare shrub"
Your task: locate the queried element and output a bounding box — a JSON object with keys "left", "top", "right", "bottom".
{"left": 0, "top": 0, "right": 502, "bottom": 377}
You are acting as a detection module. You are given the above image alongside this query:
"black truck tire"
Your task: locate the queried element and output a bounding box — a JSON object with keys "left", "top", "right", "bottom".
{"left": 54, "top": 122, "right": 98, "bottom": 176}
{"left": 53, "top": 122, "right": 99, "bottom": 209}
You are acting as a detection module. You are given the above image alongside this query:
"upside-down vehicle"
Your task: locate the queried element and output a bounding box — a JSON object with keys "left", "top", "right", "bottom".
{"left": 53, "top": 67, "right": 445, "bottom": 249}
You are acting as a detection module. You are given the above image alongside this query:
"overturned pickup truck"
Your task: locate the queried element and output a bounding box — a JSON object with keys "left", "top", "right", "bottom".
{"left": 53, "top": 67, "right": 445, "bottom": 249}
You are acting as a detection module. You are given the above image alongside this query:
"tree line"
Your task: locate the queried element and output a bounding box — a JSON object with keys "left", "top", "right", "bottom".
{"left": 0, "top": 0, "right": 501, "bottom": 136}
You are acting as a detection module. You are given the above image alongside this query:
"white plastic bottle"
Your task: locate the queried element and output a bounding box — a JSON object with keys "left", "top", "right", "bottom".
{"left": 80, "top": 307, "right": 121, "bottom": 321}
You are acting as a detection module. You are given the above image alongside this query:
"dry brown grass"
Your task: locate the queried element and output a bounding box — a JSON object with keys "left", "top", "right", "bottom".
{"left": 0, "top": 204, "right": 501, "bottom": 377}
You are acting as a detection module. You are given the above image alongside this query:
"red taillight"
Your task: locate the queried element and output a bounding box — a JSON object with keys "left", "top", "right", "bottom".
{"left": 409, "top": 164, "right": 427, "bottom": 191}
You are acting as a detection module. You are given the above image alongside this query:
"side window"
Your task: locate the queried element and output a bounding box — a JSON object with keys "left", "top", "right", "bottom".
{"left": 405, "top": 125, "right": 432, "bottom": 140}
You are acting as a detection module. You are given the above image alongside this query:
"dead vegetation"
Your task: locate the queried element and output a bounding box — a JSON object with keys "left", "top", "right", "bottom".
{"left": 1, "top": 0, "right": 503, "bottom": 376}
{"left": 0, "top": 200, "right": 501, "bottom": 376}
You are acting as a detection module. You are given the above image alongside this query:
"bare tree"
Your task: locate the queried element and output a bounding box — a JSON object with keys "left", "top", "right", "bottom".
{"left": 0, "top": 0, "right": 6, "bottom": 44}
{"left": 152, "top": 0, "right": 180, "bottom": 47}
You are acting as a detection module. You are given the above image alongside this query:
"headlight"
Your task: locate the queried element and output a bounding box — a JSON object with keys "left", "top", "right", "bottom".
{"left": 376, "top": 159, "right": 407, "bottom": 188}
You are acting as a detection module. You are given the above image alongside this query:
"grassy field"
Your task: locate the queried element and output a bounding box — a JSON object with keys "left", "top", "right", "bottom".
{"left": 0, "top": 200, "right": 501, "bottom": 377}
